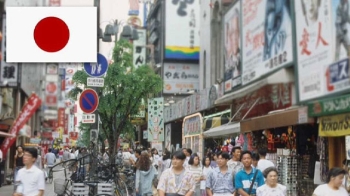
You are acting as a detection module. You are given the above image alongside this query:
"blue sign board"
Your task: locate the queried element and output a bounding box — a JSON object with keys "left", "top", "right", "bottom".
{"left": 83, "top": 53, "right": 108, "bottom": 77}
{"left": 79, "top": 89, "right": 99, "bottom": 114}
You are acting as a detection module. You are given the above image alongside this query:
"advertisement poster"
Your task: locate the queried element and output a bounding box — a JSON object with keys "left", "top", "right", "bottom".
{"left": 242, "top": 0, "right": 293, "bottom": 85}
{"left": 295, "top": 0, "right": 332, "bottom": 102}
{"left": 147, "top": 97, "right": 164, "bottom": 142}
{"left": 224, "top": 1, "right": 241, "bottom": 93}
{"left": 165, "top": 0, "right": 200, "bottom": 60}
{"left": 295, "top": 0, "right": 350, "bottom": 102}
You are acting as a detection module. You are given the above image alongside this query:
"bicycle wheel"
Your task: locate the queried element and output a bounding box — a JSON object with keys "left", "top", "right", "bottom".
{"left": 115, "top": 179, "right": 128, "bottom": 196}
{"left": 48, "top": 170, "right": 53, "bottom": 184}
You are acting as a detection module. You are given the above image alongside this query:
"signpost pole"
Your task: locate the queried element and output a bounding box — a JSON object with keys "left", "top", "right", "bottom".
{"left": 88, "top": 0, "right": 100, "bottom": 182}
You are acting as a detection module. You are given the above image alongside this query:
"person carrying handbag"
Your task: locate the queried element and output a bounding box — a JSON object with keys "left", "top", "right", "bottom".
{"left": 235, "top": 151, "right": 264, "bottom": 196}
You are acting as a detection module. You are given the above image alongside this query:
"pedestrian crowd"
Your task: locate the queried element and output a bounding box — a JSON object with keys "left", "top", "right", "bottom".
{"left": 130, "top": 146, "right": 349, "bottom": 196}
{"left": 6, "top": 145, "right": 350, "bottom": 196}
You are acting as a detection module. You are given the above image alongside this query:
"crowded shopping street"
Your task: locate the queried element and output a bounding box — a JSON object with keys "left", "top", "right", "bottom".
{"left": 1, "top": 0, "right": 350, "bottom": 196}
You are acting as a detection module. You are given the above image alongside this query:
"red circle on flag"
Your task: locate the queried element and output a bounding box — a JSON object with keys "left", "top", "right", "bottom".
{"left": 33, "top": 17, "right": 70, "bottom": 53}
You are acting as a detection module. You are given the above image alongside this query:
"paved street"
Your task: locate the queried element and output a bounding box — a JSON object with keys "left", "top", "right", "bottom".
{"left": 0, "top": 168, "right": 67, "bottom": 196}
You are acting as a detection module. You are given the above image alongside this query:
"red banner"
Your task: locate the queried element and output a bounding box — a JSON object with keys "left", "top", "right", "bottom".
{"left": 58, "top": 108, "right": 65, "bottom": 127}
{"left": 64, "top": 114, "right": 68, "bottom": 134}
{"left": 0, "top": 93, "right": 42, "bottom": 156}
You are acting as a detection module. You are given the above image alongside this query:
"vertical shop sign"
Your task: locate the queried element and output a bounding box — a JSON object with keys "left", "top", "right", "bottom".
{"left": 242, "top": 0, "right": 293, "bottom": 85}
{"left": 0, "top": 14, "right": 18, "bottom": 87}
{"left": 147, "top": 97, "right": 164, "bottom": 142}
{"left": 133, "top": 29, "right": 146, "bottom": 68}
{"left": 64, "top": 114, "right": 68, "bottom": 134}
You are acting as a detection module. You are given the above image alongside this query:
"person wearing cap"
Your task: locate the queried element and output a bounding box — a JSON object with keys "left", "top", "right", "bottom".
{"left": 13, "top": 148, "right": 45, "bottom": 196}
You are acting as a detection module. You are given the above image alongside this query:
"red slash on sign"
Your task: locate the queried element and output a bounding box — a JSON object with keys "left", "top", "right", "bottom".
{"left": 79, "top": 89, "right": 99, "bottom": 114}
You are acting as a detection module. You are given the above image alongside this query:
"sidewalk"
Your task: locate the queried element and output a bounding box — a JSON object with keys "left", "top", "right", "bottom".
{"left": 0, "top": 168, "right": 67, "bottom": 196}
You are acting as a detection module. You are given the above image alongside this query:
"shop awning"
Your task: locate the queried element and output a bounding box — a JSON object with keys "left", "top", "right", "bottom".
{"left": 240, "top": 106, "right": 314, "bottom": 132}
{"left": 203, "top": 122, "right": 240, "bottom": 138}
{"left": 203, "top": 116, "right": 230, "bottom": 131}
{"left": 215, "top": 68, "right": 294, "bottom": 105}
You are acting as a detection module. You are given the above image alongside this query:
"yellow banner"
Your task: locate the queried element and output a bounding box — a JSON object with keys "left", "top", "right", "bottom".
{"left": 319, "top": 113, "right": 350, "bottom": 137}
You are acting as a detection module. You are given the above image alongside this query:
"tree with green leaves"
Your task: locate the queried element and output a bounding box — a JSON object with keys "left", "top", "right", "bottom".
{"left": 69, "top": 39, "right": 162, "bottom": 161}
{"left": 76, "top": 122, "right": 90, "bottom": 147}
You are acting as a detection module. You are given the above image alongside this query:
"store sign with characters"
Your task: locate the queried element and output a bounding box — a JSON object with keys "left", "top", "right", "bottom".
{"left": 308, "top": 94, "right": 350, "bottom": 117}
{"left": 163, "top": 63, "right": 199, "bottom": 94}
{"left": 319, "top": 113, "right": 350, "bottom": 137}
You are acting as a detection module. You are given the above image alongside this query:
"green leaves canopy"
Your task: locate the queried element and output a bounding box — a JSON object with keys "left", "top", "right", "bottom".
{"left": 69, "top": 39, "right": 162, "bottom": 157}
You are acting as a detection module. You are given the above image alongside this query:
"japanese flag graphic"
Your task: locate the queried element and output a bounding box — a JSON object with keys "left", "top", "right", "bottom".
{"left": 6, "top": 7, "right": 97, "bottom": 63}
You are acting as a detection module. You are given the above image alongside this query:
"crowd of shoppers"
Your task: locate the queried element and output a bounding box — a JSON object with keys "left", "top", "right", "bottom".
{"left": 152, "top": 146, "right": 349, "bottom": 196}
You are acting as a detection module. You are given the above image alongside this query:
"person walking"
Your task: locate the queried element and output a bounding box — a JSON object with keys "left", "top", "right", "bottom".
{"left": 313, "top": 167, "right": 348, "bottom": 196}
{"left": 227, "top": 146, "right": 243, "bottom": 179}
{"left": 256, "top": 167, "right": 286, "bottom": 196}
{"left": 187, "top": 153, "right": 203, "bottom": 196}
{"left": 135, "top": 151, "right": 157, "bottom": 196}
{"left": 158, "top": 150, "right": 171, "bottom": 179}
{"left": 13, "top": 148, "right": 45, "bottom": 196}
{"left": 257, "top": 148, "right": 274, "bottom": 172}
{"left": 182, "top": 148, "right": 192, "bottom": 168}
{"left": 157, "top": 150, "right": 196, "bottom": 196}
{"left": 235, "top": 151, "right": 265, "bottom": 196}
{"left": 206, "top": 152, "right": 235, "bottom": 196}
{"left": 14, "top": 146, "right": 25, "bottom": 183}
{"left": 200, "top": 156, "right": 213, "bottom": 196}
{"left": 58, "top": 148, "right": 63, "bottom": 162}
{"left": 44, "top": 148, "right": 56, "bottom": 179}
{"left": 62, "top": 148, "right": 70, "bottom": 162}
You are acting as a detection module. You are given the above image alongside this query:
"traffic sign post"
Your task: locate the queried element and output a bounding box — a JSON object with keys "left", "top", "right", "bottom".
{"left": 83, "top": 53, "right": 108, "bottom": 77}
{"left": 82, "top": 114, "right": 96, "bottom": 123}
{"left": 87, "top": 77, "right": 104, "bottom": 87}
{"left": 79, "top": 89, "right": 99, "bottom": 114}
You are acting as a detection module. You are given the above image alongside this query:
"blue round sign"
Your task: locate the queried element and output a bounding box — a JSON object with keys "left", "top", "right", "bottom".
{"left": 79, "top": 89, "right": 99, "bottom": 114}
{"left": 83, "top": 53, "right": 108, "bottom": 77}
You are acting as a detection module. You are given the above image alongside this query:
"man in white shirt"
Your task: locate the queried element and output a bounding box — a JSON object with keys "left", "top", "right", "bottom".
{"left": 13, "top": 148, "right": 45, "bottom": 196}
{"left": 257, "top": 148, "right": 275, "bottom": 172}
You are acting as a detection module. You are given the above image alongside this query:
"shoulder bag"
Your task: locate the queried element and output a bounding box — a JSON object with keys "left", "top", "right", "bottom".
{"left": 247, "top": 169, "right": 259, "bottom": 196}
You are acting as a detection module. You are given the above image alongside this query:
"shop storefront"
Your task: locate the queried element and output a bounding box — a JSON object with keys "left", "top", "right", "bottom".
{"left": 307, "top": 94, "right": 350, "bottom": 181}
{"left": 240, "top": 106, "right": 317, "bottom": 196}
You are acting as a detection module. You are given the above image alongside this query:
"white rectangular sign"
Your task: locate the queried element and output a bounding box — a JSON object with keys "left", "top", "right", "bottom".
{"left": 87, "top": 77, "right": 104, "bottom": 87}
{"left": 163, "top": 63, "right": 199, "bottom": 94}
{"left": 82, "top": 114, "right": 95, "bottom": 123}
